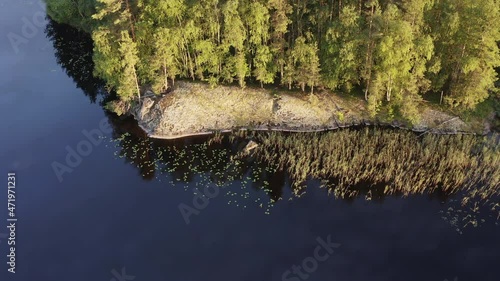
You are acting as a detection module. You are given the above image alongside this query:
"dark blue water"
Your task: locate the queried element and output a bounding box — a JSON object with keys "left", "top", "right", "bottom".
{"left": 1, "top": 2, "right": 499, "bottom": 281}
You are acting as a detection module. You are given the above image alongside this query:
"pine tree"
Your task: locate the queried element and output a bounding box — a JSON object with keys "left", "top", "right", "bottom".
{"left": 322, "top": 4, "right": 363, "bottom": 91}
{"left": 92, "top": 26, "right": 121, "bottom": 91}
{"left": 246, "top": 1, "right": 275, "bottom": 87}
{"left": 191, "top": 0, "right": 223, "bottom": 81}
{"left": 253, "top": 45, "right": 275, "bottom": 87}
{"left": 92, "top": 0, "right": 140, "bottom": 100}
{"left": 152, "top": 27, "right": 181, "bottom": 93}
{"left": 291, "top": 36, "right": 321, "bottom": 93}
{"left": 360, "top": 0, "right": 381, "bottom": 101}
{"left": 268, "top": 0, "right": 292, "bottom": 81}
{"left": 222, "top": 0, "right": 248, "bottom": 87}
{"left": 46, "top": 0, "right": 96, "bottom": 31}
{"left": 117, "top": 30, "right": 141, "bottom": 100}
{"left": 49, "top": 0, "right": 499, "bottom": 115}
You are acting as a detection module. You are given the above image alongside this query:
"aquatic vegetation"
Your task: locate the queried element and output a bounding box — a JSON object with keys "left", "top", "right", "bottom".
{"left": 107, "top": 125, "right": 499, "bottom": 220}
{"left": 256, "top": 129, "right": 499, "bottom": 204}
{"left": 108, "top": 130, "right": 279, "bottom": 214}
{"left": 440, "top": 197, "right": 500, "bottom": 234}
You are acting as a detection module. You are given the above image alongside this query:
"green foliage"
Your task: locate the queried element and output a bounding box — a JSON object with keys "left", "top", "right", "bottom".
{"left": 117, "top": 31, "right": 141, "bottom": 100}
{"left": 222, "top": 0, "right": 248, "bottom": 87}
{"left": 47, "top": 0, "right": 499, "bottom": 116}
{"left": 322, "top": 5, "right": 362, "bottom": 91}
{"left": 91, "top": 0, "right": 140, "bottom": 101}
{"left": 104, "top": 99, "right": 129, "bottom": 116}
{"left": 290, "top": 36, "right": 321, "bottom": 93}
{"left": 336, "top": 111, "right": 345, "bottom": 122}
{"left": 253, "top": 45, "right": 276, "bottom": 87}
{"left": 45, "top": 0, "right": 96, "bottom": 32}
{"left": 429, "top": 0, "right": 500, "bottom": 109}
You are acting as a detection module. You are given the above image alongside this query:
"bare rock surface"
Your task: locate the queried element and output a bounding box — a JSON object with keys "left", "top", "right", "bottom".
{"left": 129, "top": 81, "right": 480, "bottom": 139}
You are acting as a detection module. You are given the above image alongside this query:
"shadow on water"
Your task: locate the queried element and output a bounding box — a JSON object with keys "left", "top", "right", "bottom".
{"left": 104, "top": 118, "right": 500, "bottom": 234}
{"left": 46, "top": 15, "right": 500, "bottom": 234}
{"left": 45, "top": 17, "right": 106, "bottom": 104}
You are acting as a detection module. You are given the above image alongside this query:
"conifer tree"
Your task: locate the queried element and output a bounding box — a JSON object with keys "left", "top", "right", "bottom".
{"left": 360, "top": 0, "right": 381, "bottom": 101}
{"left": 46, "top": 0, "right": 499, "bottom": 114}
{"left": 117, "top": 30, "right": 141, "bottom": 100}
{"left": 322, "top": 4, "right": 363, "bottom": 91}
{"left": 430, "top": 0, "right": 500, "bottom": 108}
{"left": 268, "top": 0, "right": 292, "bottom": 81}
{"left": 222, "top": 0, "right": 248, "bottom": 87}
{"left": 92, "top": 0, "right": 140, "bottom": 100}
{"left": 291, "top": 36, "right": 321, "bottom": 93}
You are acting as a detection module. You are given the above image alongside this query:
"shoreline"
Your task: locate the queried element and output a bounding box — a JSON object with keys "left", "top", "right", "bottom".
{"left": 132, "top": 115, "right": 480, "bottom": 140}
{"left": 125, "top": 81, "right": 493, "bottom": 140}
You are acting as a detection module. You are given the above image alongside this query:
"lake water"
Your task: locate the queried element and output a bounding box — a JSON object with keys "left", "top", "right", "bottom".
{"left": 0, "top": 2, "right": 499, "bottom": 281}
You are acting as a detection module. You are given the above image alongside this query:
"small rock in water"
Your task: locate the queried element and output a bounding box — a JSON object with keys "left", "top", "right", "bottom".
{"left": 243, "top": 140, "right": 259, "bottom": 154}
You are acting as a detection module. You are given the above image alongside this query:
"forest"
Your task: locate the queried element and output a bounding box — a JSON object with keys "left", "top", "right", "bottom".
{"left": 45, "top": 0, "right": 500, "bottom": 121}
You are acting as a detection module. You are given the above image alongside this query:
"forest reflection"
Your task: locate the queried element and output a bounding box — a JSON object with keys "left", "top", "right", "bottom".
{"left": 47, "top": 15, "right": 499, "bottom": 231}
{"left": 45, "top": 17, "right": 106, "bottom": 104}
{"left": 106, "top": 115, "right": 499, "bottom": 204}
{"left": 104, "top": 116, "right": 500, "bottom": 233}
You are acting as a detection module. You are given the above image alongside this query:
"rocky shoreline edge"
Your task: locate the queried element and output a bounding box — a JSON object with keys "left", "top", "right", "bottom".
{"left": 122, "top": 81, "right": 494, "bottom": 139}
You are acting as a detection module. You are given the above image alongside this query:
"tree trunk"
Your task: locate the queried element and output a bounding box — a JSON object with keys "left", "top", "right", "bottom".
{"left": 329, "top": 0, "right": 335, "bottom": 21}
{"left": 216, "top": 2, "right": 221, "bottom": 45}
{"left": 163, "top": 64, "right": 168, "bottom": 91}
{"left": 124, "top": 0, "right": 136, "bottom": 41}
{"left": 133, "top": 66, "right": 140, "bottom": 100}
{"left": 186, "top": 49, "right": 195, "bottom": 80}
{"left": 364, "top": 4, "right": 375, "bottom": 101}
{"left": 386, "top": 76, "right": 392, "bottom": 102}
{"left": 194, "top": 52, "right": 203, "bottom": 80}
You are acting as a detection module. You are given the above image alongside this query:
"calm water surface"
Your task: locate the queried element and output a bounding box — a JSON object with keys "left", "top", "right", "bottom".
{"left": 0, "top": 2, "right": 499, "bottom": 281}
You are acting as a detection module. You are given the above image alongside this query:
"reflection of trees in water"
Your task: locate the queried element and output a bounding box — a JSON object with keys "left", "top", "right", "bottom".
{"left": 103, "top": 117, "right": 284, "bottom": 210}
{"left": 45, "top": 18, "right": 500, "bottom": 223}
{"left": 101, "top": 120, "right": 500, "bottom": 222}
{"left": 45, "top": 17, "right": 106, "bottom": 104}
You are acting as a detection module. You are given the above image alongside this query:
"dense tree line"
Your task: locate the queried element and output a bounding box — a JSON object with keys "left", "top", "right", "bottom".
{"left": 46, "top": 0, "right": 500, "bottom": 121}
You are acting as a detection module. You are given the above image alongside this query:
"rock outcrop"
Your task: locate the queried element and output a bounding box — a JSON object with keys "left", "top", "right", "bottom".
{"left": 128, "top": 81, "right": 481, "bottom": 139}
